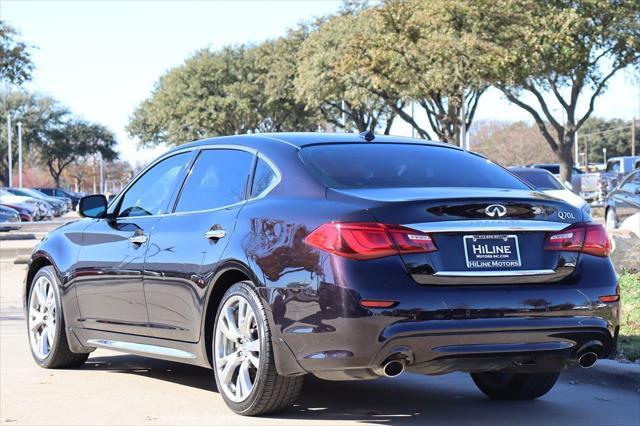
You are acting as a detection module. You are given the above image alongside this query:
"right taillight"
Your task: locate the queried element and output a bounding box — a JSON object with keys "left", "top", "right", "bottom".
{"left": 304, "top": 222, "right": 437, "bottom": 260}
{"left": 544, "top": 223, "right": 610, "bottom": 257}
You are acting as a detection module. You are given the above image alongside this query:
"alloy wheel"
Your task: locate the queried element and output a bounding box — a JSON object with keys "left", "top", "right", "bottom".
{"left": 28, "top": 276, "right": 57, "bottom": 360}
{"left": 214, "top": 295, "right": 260, "bottom": 402}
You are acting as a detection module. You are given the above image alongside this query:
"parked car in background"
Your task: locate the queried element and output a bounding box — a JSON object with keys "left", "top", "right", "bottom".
{"left": 35, "top": 187, "right": 80, "bottom": 210}
{"left": 509, "top": 167, "right": 591, "bottom": 217}
{"left": 0, "top": 189, "right": 46, "bottom": 221}
{"left": 604, "top": 169, "right": 640, "bottom": 229}
{"left": 25, "top": 133, "right": 618, "bottom": 416}
{"left": 4, "top": 188, "right": 67, "bottom": 217}
{"left": 0, "top": 205, "right": 21, "bottom": 231}
{"left": 526, "top": 163, "right": 583, "bottom": 193}
{"left": 580, "top": 156, "right": 640, "bottom": 205}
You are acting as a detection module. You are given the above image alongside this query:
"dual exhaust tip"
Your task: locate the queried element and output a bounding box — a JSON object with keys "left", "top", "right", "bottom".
{"left": 374, "top": 349, "right": 598, "bottom": 377}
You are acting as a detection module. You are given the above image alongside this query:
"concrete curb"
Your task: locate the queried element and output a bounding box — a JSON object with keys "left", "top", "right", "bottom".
{"left": 0, "top": 233, "right": 36, "bottom": 241}
{"left": 593, "top": 359, "right": 640, "bottom": 379}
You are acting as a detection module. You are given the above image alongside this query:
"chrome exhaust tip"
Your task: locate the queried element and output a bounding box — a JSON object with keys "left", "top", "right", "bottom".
{"left": 578, "top": 351, "right": 598, "bottom": 369}
{"left": 380, "top": 360, "right": 405, "bottom": 377}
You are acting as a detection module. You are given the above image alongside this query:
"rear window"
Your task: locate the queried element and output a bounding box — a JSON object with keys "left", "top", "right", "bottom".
{"left": 300, "top": 144, "right": 529, "bottom": 190}
{"left": 512, "top": 170, "right": 563, "bottom": 190}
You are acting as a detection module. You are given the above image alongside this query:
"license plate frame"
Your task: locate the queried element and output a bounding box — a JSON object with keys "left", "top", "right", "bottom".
{"left": 463, "top": 234, "right": 521, "bottom": 269}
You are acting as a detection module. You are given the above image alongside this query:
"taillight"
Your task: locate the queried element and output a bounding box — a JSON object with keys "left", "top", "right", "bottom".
{"left": 544, "top": 223, "right": 610, "bottom": 257}
{"left": 304, "top": 222, "right": 437, "bottom": 260}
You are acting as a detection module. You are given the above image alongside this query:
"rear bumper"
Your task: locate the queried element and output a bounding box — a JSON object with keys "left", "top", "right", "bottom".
{"left": 273, "top": 254, "right": 619, "bottom": 380}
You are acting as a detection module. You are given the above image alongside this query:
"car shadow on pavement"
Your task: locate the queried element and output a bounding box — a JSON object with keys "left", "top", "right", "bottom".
{"left": 81, "top": 354, "right": 588, "bottom": 425}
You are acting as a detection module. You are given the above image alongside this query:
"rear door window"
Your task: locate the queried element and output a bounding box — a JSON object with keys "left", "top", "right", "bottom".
{"left": 301, "top": 144, "right": 529, "bottom": 190}
{"left": 175, "top": 149, "right": 254, "bottom": 212}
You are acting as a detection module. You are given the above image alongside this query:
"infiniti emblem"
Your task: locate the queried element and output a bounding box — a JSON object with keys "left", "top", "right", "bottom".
{"left": 485, "top": 204, "right": 507, "bottom": 217}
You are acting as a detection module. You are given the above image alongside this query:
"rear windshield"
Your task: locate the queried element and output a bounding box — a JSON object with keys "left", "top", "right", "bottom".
{"left": 300, "top": 144, "right": 530, "bottom": 190}
{"left": 512, "top": 170, "right": 563, "bottom": 190}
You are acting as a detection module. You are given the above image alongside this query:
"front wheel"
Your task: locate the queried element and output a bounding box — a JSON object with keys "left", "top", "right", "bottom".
{"left": 27, "top": 266, "right": 89, "bottom": 368}
{"left": 471, "top": 371, "right": 560, "bottom": 400}
{"left": 212, "top": 282, "right": 303, "bottom": 416}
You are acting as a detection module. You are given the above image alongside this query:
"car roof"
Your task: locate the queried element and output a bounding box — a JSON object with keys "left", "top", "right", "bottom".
{"left": 173, "top": 132, "right": 459, "bottom": 152}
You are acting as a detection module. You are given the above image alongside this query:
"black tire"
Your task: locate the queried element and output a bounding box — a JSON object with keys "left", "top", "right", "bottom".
{"left": 471, "top": 371, "right": 560, "bottom": 400}
{"left": 27, "top": 266, "right": 89, "bottom": 369}
{"left": 212, "top": 281, "right": 303, "bottom": 416}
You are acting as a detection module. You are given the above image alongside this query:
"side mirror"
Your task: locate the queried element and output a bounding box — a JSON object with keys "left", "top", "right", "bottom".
{"left": 563, "top": 181, "right": 574, "bottom": 191}
{"left": 79, "top": 195, "right": 107, "bottom": 218}
{"left": 634, "top": 187, "right": 640, "bottom": 195}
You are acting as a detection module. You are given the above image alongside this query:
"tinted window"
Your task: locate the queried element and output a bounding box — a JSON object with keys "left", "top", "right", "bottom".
{"left": 118, "top": 152, "right": 190, "bottom": 217}
{"left": 175, "top": 149, "right": 253, "bottom": 212}
{"left": 301, "top": 144, "right": 529, "bottom": 190}
{"left": 512, "top": 170, "right": 563, "bottom": 190}
{"left": 251, "top": 158, "right": 277, "bottom": 198}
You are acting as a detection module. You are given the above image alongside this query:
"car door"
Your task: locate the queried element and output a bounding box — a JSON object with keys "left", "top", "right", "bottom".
{"left": 74, "top": 151, "right": 194, "bottom": 336}
{"left": 143, "top": 147, "right": 255, "bottom": 342}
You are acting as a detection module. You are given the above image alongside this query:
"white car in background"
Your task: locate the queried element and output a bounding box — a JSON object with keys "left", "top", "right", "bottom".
{"left": 509, "top": 167, "right": 591, "bottom": 217}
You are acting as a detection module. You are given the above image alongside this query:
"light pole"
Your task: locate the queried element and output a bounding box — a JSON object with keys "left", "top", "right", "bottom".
{"left": 99, "top": 153, "right": 104, "bottom": 194}
{"left": 6, "top": 114, "right": 12, "bottom": 187}
{"left": 602, "top": 147, "right": 607, "bottom": 164}
{"left": 17, "top": 122, "right": 23, "bottom": 187}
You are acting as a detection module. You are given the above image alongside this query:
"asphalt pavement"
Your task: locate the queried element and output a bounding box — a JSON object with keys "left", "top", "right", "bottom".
{"left": 1, "top": 260, "right": 639, "bottom": 426}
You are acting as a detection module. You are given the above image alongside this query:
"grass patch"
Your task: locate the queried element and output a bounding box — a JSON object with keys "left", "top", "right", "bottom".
{"left": 618, "top": 272, "right": 640, "bottom": 361}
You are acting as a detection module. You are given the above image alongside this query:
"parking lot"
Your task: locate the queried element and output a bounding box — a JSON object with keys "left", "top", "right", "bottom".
{"left": 1, "top": 256, "right": 639, "bottom": 426}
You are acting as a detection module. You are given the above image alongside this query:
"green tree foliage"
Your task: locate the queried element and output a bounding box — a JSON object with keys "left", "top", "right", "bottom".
{"left": 579, "top": 117, "right": 638, "bottom": 164}
{"left": 493, "top": 0, "right": 640, "bottom": 182}
{"left": 295, "top": 11, "right": 400, "bottom": 133}
{"left": 339, "top": 0, "right": 510, "bottom": 142}
{"left": 128, "top": 38, "right": 320, "bottom": 147}
{"left": 0, "top": 89, "right": 67, "bottom": 184}
{"left": 41, "top": 120, "right": 118, "bottom": 187}
{"left": 0, "top": 21, "right": 34, "bottom": 85}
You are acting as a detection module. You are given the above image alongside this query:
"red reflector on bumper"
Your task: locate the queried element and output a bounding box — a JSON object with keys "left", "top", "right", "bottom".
{"left": 360, "top": 300, "right": 397, "bottom": 308}
{"left": 598, "top": 295, "right": 619, "bottom": 303}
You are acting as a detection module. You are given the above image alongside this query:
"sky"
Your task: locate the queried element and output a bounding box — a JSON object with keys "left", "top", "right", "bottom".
{"left": 2, "top": 0, "right": 640, "bottom": 166}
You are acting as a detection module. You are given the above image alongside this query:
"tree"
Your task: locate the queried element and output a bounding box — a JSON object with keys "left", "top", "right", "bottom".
{"left": 494, "top": 0, "right": 640, "bottom": 183}
{"left": 0, "top": 88, "right": 67, "bottom": 185}
{"left": 128, "top": 41, "right": 320, "bottom": 147}
{"left": 578, "top": 117, "right": 638, "bottom": 164}
{"left": 295, "top": 11, "right": 400, "bottom": 133}
{"left": 40, "top": 120, "right": 118, "bottom": 187}
{"left": 0, "top": 21, "right": 34, "bottom": 85}
{"left": 471, "top": 121, "right": 556, "bottom": 166}
{"left": 338, "top": 0, "right": 508, "bottom": 142}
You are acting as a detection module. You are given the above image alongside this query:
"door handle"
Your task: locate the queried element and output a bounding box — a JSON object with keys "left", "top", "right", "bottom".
{"left": 204, "top": 229, "right": 227, "bottom": 240}
{"left": 129, "top": 234, "right": 148, "bottom": 244}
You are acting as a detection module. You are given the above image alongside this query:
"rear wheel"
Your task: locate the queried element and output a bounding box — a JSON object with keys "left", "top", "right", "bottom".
{"left": 471, "top": 371, "right": 560, "bottom": 400}
{"left": 27, "top": 266, "right": 89, "bottom": 368}
{"left": 212, "top": 282, "right": 303, "bottom": 416}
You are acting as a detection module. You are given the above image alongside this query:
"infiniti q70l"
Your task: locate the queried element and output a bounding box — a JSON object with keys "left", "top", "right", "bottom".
{"left": 24, "top": 132, "right": 618, "bottom": 415}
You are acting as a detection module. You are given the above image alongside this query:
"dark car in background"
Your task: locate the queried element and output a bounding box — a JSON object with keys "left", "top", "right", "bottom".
{"left": 526, "top": 163, "right": 583, "bottom": 193}
{"left": 0, "top": 205, "right": 21, "bottom": 231}
{"left": 605, "top": 169, "right": 640, "bottom": 229}
{"left": 24, "top": 133, "right": 618, "bottom": 416}
{"left": 0, "top": 189, "right": 45, "bottom": 221}
{"left": 35, "top": 187, "right": 79, "bottom": 210}
{"left": 4, "top": 188, "right": 67, "bottom": 217}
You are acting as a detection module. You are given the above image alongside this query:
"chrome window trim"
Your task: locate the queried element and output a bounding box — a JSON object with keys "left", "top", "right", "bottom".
{"left": 433, "top": 269, "right": 557, "bottom": 277}
{"left": 405, "top": 220, "right": 570, "bottom": 233}
{"left": 107, "top": 144, "right": 267, "bottom": 219}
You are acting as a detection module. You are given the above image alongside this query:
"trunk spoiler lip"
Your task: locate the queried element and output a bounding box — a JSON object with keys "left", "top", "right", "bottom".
{"left": 404, "top": 219, "right": 571, "bottom": 233}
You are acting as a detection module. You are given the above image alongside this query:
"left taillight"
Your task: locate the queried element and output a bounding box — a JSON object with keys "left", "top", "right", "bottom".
{"left": 304, "top": 222, "right": 437, "bottom": 260}
{"left": 544, "top": 222, "right": 610, "bottom": 257}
